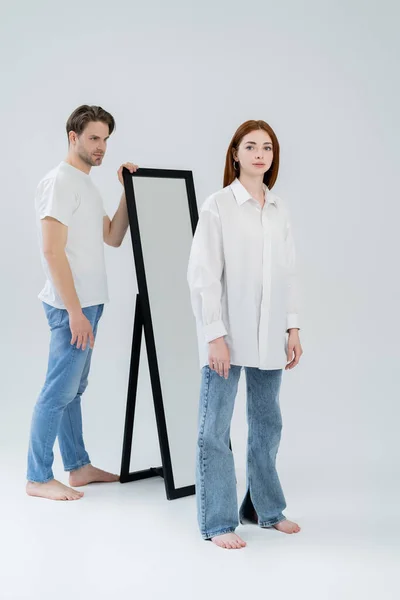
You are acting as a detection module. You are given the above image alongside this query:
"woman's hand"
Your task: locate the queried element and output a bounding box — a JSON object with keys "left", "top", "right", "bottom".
{"left": 285, "top": 329, "right": 303, "bottom": 370}
{"left": 208, "top": 337, "right": 230, "bottom": 379}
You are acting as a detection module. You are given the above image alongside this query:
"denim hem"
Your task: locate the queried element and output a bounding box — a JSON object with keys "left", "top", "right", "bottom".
{"left": 239, "top": 514, "right": 257, "bottom": 525}
{"left": 27, "top": 475, "right": 54, "bottom": 484}
{"left": 202, "top": 527, "right": 237, "bottom": 540}
{"left": 259, "top": 515, "right": 286, "bottom": 528}
{"left": 64, "top": 460, "right": 91, "bottom": 473}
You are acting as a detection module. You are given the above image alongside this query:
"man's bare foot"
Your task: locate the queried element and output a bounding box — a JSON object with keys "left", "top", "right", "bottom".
{"left": 211, "top": 533, "right": 247, "bottom": 549}
{"left": 69, "top": 464, "right": 120, "bottom": 487}
{"left": 273, "top": 519, "right": 301, "bottom": 534}
{"left": 26, "top": 479, "right": 84, "bottom": 501}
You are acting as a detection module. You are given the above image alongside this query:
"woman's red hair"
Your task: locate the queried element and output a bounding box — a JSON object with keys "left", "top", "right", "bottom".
{"left": 223, "top": 120, "right": 280, "bottom": 189}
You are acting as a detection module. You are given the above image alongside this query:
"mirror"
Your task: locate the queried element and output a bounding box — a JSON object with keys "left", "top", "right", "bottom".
{"left": 120, "top": 168, "right": 200, "bottom": 499}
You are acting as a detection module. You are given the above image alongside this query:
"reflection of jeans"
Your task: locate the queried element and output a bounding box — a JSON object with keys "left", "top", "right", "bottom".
{"left": 27, "top": 303, "right": 104, "bottom": 483}
{"left": 196, "top": 365, "right": 286, "bottom": 539}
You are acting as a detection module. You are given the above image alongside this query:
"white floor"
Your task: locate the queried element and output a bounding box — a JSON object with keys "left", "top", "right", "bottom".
{"left": 1, "top": 453, "right": 399, "bottom": 600}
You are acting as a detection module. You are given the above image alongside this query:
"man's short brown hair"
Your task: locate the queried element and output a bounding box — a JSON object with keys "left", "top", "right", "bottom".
{"left": 66, "top": 105, "right": 115, "bottom": 140}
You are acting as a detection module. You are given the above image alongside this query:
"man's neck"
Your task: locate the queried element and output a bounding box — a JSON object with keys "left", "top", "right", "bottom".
{"left": 64, "top": 153, "right": 91, "bottom": 175}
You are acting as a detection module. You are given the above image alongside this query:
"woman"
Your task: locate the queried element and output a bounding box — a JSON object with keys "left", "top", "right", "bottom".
{"left": 187, "top": 120, "right": 303, "bottom": 550}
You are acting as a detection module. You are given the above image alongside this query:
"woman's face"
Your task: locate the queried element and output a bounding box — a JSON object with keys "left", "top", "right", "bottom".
{"left": 234, "top": 129, "right": 273, "bottom": 178}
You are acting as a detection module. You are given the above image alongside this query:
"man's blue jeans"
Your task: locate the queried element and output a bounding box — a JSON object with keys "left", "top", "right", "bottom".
{"left": 27, "top": 303, "right": 104, "bottom": 483}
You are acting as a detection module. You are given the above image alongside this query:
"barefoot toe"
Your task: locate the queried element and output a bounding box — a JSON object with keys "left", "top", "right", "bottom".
{"left": 211, "top": 533, "right": 246, "bottom": 550}
{"left": 26, "top": 480, "right": 84, "bottom": 502}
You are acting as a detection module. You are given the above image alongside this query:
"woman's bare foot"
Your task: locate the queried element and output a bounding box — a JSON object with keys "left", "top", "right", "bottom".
{"left": 26, "top": 479, "right": 84, "bottom": 501}
{"left": 211, "top": 533, "right": 247, "bottom": 549}
{"left": 69, "top": 464, "right": 120, "bottom": 487}
{"left": 273, "top": 519, "right": 301, "bottom": 534}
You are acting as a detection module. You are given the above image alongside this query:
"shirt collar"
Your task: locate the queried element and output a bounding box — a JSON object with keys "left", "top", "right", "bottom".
{"left": 230, "top": 177, "right": 276, "bottom": 206}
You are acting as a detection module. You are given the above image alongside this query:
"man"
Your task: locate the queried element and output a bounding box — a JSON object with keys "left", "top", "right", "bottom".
{"left": 26, "top": 105, "right": 137, "bottom": 500}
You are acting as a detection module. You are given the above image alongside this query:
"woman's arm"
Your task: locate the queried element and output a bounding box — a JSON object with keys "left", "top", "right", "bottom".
{"left": 284, "top": 218, "right": 303, "bottom": 369}
{"left": 187, "top": 204, "right": 227, "bottom": 341}
{"left": 187, "top": 202, "right": 230, "bottom": 378}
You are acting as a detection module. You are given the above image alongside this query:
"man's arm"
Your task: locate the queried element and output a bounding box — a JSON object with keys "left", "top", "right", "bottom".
{"left": 42, "top": 217, "right": 94, "bottom": 351}
{"left": 103, "top": 162, "right": 138, "bottom": 248}
{"left": 103, "top": 193, "right": 129, "bottom": 248}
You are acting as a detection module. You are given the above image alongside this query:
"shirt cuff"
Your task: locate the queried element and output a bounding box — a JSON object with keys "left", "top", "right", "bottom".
{"left": 287, "top": 313, "right": 300, "bottom": 331}
{"left": 203, "top": 320, "right": 228, "bottom": 343}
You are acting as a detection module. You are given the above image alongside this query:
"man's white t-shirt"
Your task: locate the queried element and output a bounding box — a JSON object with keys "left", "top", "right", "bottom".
{"left": 36, "top": 161, "right": 109, "bottom": 309}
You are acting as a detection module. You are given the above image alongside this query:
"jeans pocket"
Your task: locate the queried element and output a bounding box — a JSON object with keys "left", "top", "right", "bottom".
{"left": 43, "top": 303, "right": 64, "bottom": 329}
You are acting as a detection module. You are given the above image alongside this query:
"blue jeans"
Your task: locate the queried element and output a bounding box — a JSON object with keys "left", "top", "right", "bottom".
{"left": 27, "top": 303, "right": 104, "bottom": 483}
{"left": 197, "top": 365, "right": 286, "bottom": 539}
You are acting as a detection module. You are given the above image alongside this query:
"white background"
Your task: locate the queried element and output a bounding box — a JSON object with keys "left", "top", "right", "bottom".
{"left": 0, "top": 1, "right": 399, "bottom": 599}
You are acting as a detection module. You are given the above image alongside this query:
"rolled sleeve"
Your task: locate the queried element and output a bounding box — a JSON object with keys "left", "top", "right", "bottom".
{"left": 203, "top": 319, "right": 228, "bottom": 343}
{"left": 287, "top": 313, "right": 300, "bottom": 331}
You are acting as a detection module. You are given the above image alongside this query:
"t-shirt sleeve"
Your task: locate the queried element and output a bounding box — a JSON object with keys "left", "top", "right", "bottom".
{"left": 36, "top": 176, "right": 79, "bottom": 226}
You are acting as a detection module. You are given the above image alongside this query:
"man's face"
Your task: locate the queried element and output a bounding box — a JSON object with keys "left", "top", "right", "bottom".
{"left": 70, "top": 121, "right": 110, "bottom": 167}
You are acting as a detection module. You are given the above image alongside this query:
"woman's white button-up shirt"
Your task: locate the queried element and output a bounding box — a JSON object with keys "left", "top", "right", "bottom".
{"left": 187, "top": 178, "right": 300, "bottom": 370}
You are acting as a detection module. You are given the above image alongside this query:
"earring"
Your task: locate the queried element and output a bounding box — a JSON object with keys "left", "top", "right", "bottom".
{"left": 233, "top": 160, "right": 239, "bottom": 171}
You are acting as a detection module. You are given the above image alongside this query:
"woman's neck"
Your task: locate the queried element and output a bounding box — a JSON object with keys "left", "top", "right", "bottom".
{"left": 238, "top": 173, "right": 265, "bottom": 206}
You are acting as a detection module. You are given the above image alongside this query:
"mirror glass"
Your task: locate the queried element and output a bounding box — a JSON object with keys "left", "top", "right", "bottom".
{"left": 132, "top": 175, "right": 200, "bottom": 490}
